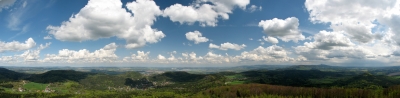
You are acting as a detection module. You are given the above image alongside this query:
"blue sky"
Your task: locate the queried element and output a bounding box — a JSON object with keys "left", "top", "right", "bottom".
{"left": 0, "top": 0, "right": 400, "bottom": 67}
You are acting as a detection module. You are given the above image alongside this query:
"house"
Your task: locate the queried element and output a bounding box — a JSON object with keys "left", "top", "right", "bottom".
{"left": 18, "top": 87, "right": 25, "bottom": 92}
{"left": 43, "top": 87, "right": 53, "bottom": 93}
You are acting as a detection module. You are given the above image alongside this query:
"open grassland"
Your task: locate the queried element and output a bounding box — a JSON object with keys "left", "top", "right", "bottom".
{"left": 228, "top": 81, "right": 245, "bottom": 85}
{"left": 23, "top": 82, "right": 47, "bottom": 91}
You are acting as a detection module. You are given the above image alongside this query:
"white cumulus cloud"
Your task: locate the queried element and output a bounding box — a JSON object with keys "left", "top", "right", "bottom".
{"left": 125, "top": 51, "right": 150, "bottom": 62}
{"left": 209, "top": 43, "right": 220, "bottom": 49}
{"left": 209, "top": 42, "right": 246, "bottom": 50}
{"left": 0, "top": 42, "right": 50, "bottom": 63}
{"left": 185, "top": 31, "right": 209, "bottom": 44}
{"left": 304, "top": 30, "right": 354, "bottom": 50}
{"left": 0, "top": 56, "right": 15, "bottom": 63}
{"left": 238, "top": 45, "right": 293, "bottom": 62}
{"left": 43, "top": 43, "right": 118, "bottom": 63}
{"left": 305, "top": 0, "right": 396, "bottom": 43}
{"left": 47, "top": 0, "right": 165, "bottom": 49}
{"left": 294, "top": 31, "right": 378, "bottom": 61}
{"left": 0, "top": 38, "right": 36, "bottom": 52}
{"left": 325, "top": 47, "right": 375, "bottom": 59}
{"left": 258, "top": 17, "right": 305, "bottom": 42}
{"left": 163, "top": 0, "right": 250, "bottom": 27}
{"left": 305, "top": 0, "right": 394, "bottom": 24}
{"left": 43, "top": 35, "right": 52, "bottom": 40}
{"left": 157, "top": 54, "right": 166, "bottom": 60}
{"left": 293, "top": 30, "right": 374, "bottom": 60}
{"left": 295, "top": 45, "right": 375, "bottom": 60}
{"left": 297, "top": 0, "right": 400, "bottom": 65}
{"left": 247, "top": 5, "right": 262, "bottom": 12}
{"left": 263, "top": 36, "right": 278, "bottom": 44}
{"left": 181, "top": 52, "right": 203, "bottom": 63}
{"left": 379, "top": 1, "right": 400, "bottom": 46}
{"left": 18, "top": 42, "right": 51, "bottom": 62}
{"left": 203, "top": 52, "right": 231, "bottom": 63}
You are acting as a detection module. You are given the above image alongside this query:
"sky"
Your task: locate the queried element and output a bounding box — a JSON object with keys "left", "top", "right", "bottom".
{"left": 0, "top": 0, "right": 400, "bottom": 67}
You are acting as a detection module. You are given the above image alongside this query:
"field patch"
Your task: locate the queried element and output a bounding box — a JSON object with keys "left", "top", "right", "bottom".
{"left": 23, "top": 82, "right": 48, "bottom": 91}
{"left": 227, "top": 81, "right": 245, "bottom": 85}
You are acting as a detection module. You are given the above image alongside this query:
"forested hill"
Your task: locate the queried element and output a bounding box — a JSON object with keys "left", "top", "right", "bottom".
{"left": 333, "top": 73, "right": 400, "bottom": 89}
{"left": 0, "top": 68, "right": 26, "bottom": 82}
{"left": 26, "top": 70, "right": 93, "bottom": 83}
{"left": 150, "top": 71, "right": 206, "bottom": 82}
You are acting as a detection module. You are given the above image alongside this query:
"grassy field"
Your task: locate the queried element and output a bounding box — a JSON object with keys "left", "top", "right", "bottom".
{"left": 393, "top": 76, "right": 400, "bottom": 79}
{"left": 23, "top": 82, "right": 48, "bottom": 91}
{"left": 225, "top": 74, "right": 246, "bottom": 85}
{"left": 0, "top": 87, "right": 13, "bottom": 92}
{"left": 0, "top": 81, "right": 80, "bottom": 94}
{"left": 228, "top": 81, "right": 245, "bottom": 85}
{"left": 309, "top": 78, "right": 337, "bottom": 84}
{"left": 225, "top": 74, "right": 245, "bottom": 79}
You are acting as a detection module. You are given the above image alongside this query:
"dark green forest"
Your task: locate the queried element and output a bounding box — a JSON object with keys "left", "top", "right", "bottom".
{"left": 1, "top": 65, "right": 400, "bottom": 98}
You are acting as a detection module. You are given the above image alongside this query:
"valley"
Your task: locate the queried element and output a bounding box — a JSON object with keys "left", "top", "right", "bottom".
{"left": 1, "top": 65, "right": 400, "bottom": 97}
